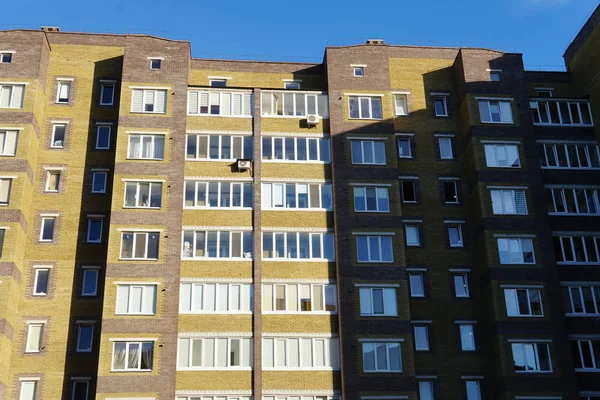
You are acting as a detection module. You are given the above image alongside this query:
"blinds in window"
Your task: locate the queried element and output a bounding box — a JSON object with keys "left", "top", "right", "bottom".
{"left": 155, "top": 90, "right": 166, "bottom": 113}
{"left": 188, "top": 92, "right": 199, "bottom": 114}
{"left": 116, "top": 285, "right": 156, "bottom": 314}
{"left": 58, "top": 82, "right": 70, "bottom": 100}
{"left": 131, "top": 90, "right": 144, "bottom": 112}
{"left": 500, "top": 102, "right": 513, "bottom": 123}
{"left": 188, "top": 90, "right": 251, "bottom": 116}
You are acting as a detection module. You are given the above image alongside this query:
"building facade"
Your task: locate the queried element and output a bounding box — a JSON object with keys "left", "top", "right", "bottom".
{"left": 0, "top": 5, "right": 599, "bottom": 399}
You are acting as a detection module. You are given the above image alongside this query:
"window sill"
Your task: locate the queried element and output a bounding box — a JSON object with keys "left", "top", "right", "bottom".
{"left": 0, "top": 106, "right": 22, "bottom": 109}
{"left": 25, "top": 350, "right": 41, "bottom": 354}
{"left": 263, "top": 367, "right": 339, "bottom": 371}
{"left": 86, "top": 241, "right": 102, "bottom": 244}
{"left": 548, "top": 213, "right": 600, "bottom": 216}
{"left": 499, "top": 263, "right": 536, "bottom": 266}
{"left": 114, "top": 313, "right": 156, "bottom": 316}
{"left": 360, "top": 314, "right": 399, "bottom": 317}
{"left": 81, "top": 293, "right": 97, "bottom": 297}
{"left": 354, "top": 210, "right": 391, "bottom": 213}
{"left": 363, "top": 370, "right": 402, "bottom": 374}
{"left": 263, "top": 311, "right": 337, "bottom": 315}
{"left": 50, "top": 146, "right": 65, "bottom": 149}
{"left": 118, "top": 258, "right": 159, "bottom": 261}
{"left": 32, "top": 293, "right": 48, "bottom": 297}
{"left": 565, "top": 313, "right": 600, "bottom": 317}
{"left": 533, "top": 123, "right": 593, "bottom": 127}
{"left": 123, "top": 206, "right": 162, "bottom": 210}
{"left": 126, "top": 157, "right": 165, "bottom": 161}
{"left": 178, "top": 367, "right": 253, "bottom": 371}
{"left": 183, "top": 207, "right": 253, "bottom": 211}
{"left": 264, "top": 208, "right": 332, "bottom": 212}
{"left": 351, "top": 163, "right": 387, "bottom": 166}
{"left": 398, "top": 157, "right": 413, "bottom": 160}
{"left": 480, "top": 121, "right": 514, "bottom": 125}
{"left": 357, "top": 260, "right": 395, "bottom": 263}
{"left": 507, "top": 314, "right": 544, "bottom": 318}
{"left": 38, "top": 240, "right": 54, "bottom": 243}
{"left": 185, "top": 158, "right": 245, "bottom": 163}
{"left": 262, "top": 258, "right": 334, "bottom": 263}
{"left": 514, "top": 370, "right": 553, "bottom": 374}
{"left": 130, "top": 111, "right": 166, "bottom": 115}
{"left": 91, "top": 191, "right": 107, "bottom": 194}
{"left": 262, "top": 115, "right": 329, "bottom": 120}
{"left": 574, "top": 369, "right": 600, "bottom": 372}
{"left": 182, "top": 257, "right": 252, "bottom": 261}
{"left": 348, "top": 118, "right": 383, "bottom": 121}
{"left": 110, "top": 369, "right": 152, "bottom": 373}
{"left": 262, "top": 160, "right": 330, "bottom": 165}
{"left": 76, "top": 349, "right": 92, "bottom": 353}
{"left": 187, "top": 114, "right": 253, "bottom": 119}
{"left": 99, "top": 103, "right": 114, "bottom": 106}
{"left": 179, "top": 311, "right": 252, "bottom": 315}
{"left": 541, "top": 166, "right": 600, "bottom": 170}
{"left": 492, "top": 213, "right": 529, "bottom": 216}
{"left": 556, "top": 262, "right": 600, "bottom": 266}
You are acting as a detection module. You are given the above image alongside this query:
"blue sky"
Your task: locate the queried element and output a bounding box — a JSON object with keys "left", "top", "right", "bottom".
{"left": 1, "top": 0, "right": 598, "bottom": 68}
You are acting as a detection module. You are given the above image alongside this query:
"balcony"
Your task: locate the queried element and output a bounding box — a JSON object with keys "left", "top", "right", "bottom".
{"left": 530, "top": 98, "right": 593, "bottom": 127}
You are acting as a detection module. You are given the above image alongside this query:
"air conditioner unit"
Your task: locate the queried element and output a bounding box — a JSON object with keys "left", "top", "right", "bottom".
{"left": 237, "top": 159, "right": 252, "bottom": 170}
{"left": 306, "top": 114, "right": 321, "bottom": 126}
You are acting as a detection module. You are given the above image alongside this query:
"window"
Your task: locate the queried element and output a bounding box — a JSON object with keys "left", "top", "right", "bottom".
{"left": 419, "top": 380, "right": 434, "bottom": 400}
{"left": 356, "top": 235, "right": 393, "bottom": 262}
{"left": 447, "top": 224, "right": 464, "bottom": 247}
{"left": 438, "top": 137, "right": 453, "bottom": 159}
{"left": 484, "top": 144, "right": 520, "bottom": 168}
{"left": 180, "top": 282, "right": 252, "bottom": 313}
{"left": 443, "top": 180, "right": 459, "bottom": 204}
{"left": 359, "top": 287, "right": 397, "bottom": 316}
{"left": 76, "top": 324, "right": 94, "bottom": 352}
{"left": 95, "top": 124, "right": 111, "bottom": 149}
{"left": 186, "top": 134, "right": 253, "bottom": 160}
{"left": 56, "top": 80, "right": 71, "bottom": 103}
{"left": 262, "top": 136, "right": 331, "bottom": 163}
{"left": 86, "top": 217, "right": 103, "bottom": 243}
{"left": 284, "top": 81, "right": 301, "bottom": 89}
{"left": 99, "top": 82, "right": 115, "bottom": 105}
{"left": 263, "top": 283, "right": 336, "bottom": 313}
{"left": 120, "top": 232, "right": 159, "bottom": 260}
{"left": 124, "top": 182, "right": 162, "bottom": 208}
{"left": 0, "top": 229, "right": 5, "bottom": 258}
{"left": 131, "top": 89, "right": 167, "bottom": 113}
{"left": 262, "top": 91, "right": 329, "bottom": 118}
{"left": 0, "top": 178, "right": 11, "bottom": 205}
{"left": 50, "top": 124, "right": 65, "bottom": 148}
{"left": 19, "top": 381, "right": 36, "bottom": 400}
{"left": 188, "top": 90, "right": 252, "bottom": 116}
{"left": 81, "top": 269, "right": 98, "bottom": 296}
{"left": 264, "top": 397, "right": 336, "bottom": 400}
{"left": 563, "top": 285, "right": 600, "bottom": 315}
{"left": 116, "top": 285, "right": 157, "bottom": 315}
{"left": 71, "top": 381, "right": 89, "bottom": 400}
{"left": 530, "top": 99, "right": 593, "bottom": 126}
{"left": 536, "top": 89, "right": 553, "bottom": 97}
{"left": 263, "top": 182, "right": 332, "bottom": 210}
{"left": 26, "top": 323, "right": 43, "bottom": 352}
{"left": 491, "top": 189, "right": 527, "bottom": 215}
{"left": 401, "top": 179, "right": 417, "bottom": 203}
{"left": 0, "top": 52, "right": 12, "bottom": 63}
{"left": 409, "top": 272, "right": 425, "bottom": 297}
{"left": 351, "top": 140, "right": 386, "bottom": 165}
{"left": 489, "top": 70, "right": 501, "bottom": 81}
{"left": 40, "top": 217, "right": 55, "bottom": 242}
{"left": 45, "top": 170, "right": 60, "bottom": 192}
{"left": 453, "top": 273, "right": 469, "bottom": 298}
{"left": 183, "top": 230, "right": 253, "bottom": 259}
{"left": 178, "top": 337, "right": 252, "bottom": 369}
{"left": 262, "top": 231, "right": 334, "bottom": 261}
{"left": 414, "top": 325, "right": 430, "bottom": 351}
{"left": 547, "top": 187, "right": 600, "bottom": 215}
{"left": 504, "top": 288, "right": 543, "bottom": 317}
{"left": 185, "top": 181, "right": 252, "bottom": 209}
{"left": 112, "top": 341, "right": 154, "bottom": 371}
{"left": 91, "top": 171, "right": 107, "bottom": 193}
{"left": 209, "top": 79, "right": 227, "bottom": 87}
{"left": 405, "top": 224, "right": 420, "bottom": 246}
{"left": 0, "top": 84, "right": 24, "bottom": 108}
{"left": 459, "top": 324, "right": 475, "bottom": 351}
{"left": 497, "top": 238, "right": 534, "bottom": 264}
{"left": 353, "top": 67, "right": 364, "bottom": 77}
{"left": 179, "top": 396, "right": 252, "bottom": 400}
{"left": 263, "top": 337, "right": 340, "bottom": 369}
{"left": 353, "top": 186, "right": 389, "bottom": 212}
{"left": 362, "top": 341, "right": 402, "bottom": 372}
{"left": 432, "top": 95, "right": 448, "bottom": 117}
{"left": 349, "top": 96, "right": 383, "bottom": 119}
{"left": 33, "top": 268, "right": 50, "bottom": 296}
{"left": 511, "top": 342, "right": 552, "bottom": 372}
{"left": 397, "top": 137, "right": 412, "bottom": 159}
{"left": 553, "top": 234, "right": 600, "bottom": 264}
{"left": 479, "top": 99, "right": 513, "bottom": 123}
{"left": 150, "top": 59, "right": 161, "bottom": 69}
{"left": 128, "top": 134, "right": 165, "bottom": 160}
{"left": 539, "top": 143, "right": 600, "bottom": 169}
{"left": 394, "top": 94, "right": 408, "bottom": 116}
{"left": 571, "top": 338, "right": 600, "bottom": 370}
{"left": 465, "top": 381, "right": 481, "bottom": 400}
{"left": 0, "top": 130, "right": 17, "bottom": 158}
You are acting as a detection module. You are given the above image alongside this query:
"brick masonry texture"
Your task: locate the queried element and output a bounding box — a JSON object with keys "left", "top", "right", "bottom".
{"left": 0, "top": 11, "right": 599, "bottom": 399}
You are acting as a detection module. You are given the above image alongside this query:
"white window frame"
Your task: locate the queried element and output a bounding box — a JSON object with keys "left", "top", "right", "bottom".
{"left": 91, "top": 171, "right": 107, "bottom": 194}
{"left": 361, "top": 341, "right": 402, "bottom": 372}
{"left": 187, "top": 90, "right": 252, "bottom": 117}
{"left": 504, "top": 288, "right": 543, "bottom": 317}
{"left": 111, "top": 341, "right": 154, "bottom": 371}
{"left": 19, "top": 381, "right": 37, "bottom": 400}
{"left": 185, "top": 181, "right": 253, "bottom": 209}
{"left": 564, "top": 285, "right": 600, "bottom": 316}
{"left": 261, "top": 91, "right": 329, "bottom": 118}
{"left": 443, "top": 180, "right": 459, "bottom": 204}
{"left": 497, "top": 237, "right": 535, "bottom": 264}
{"left": 150, "top": 59, "right": 161, "bottom": 70}
{"left": 356, "top": 235, "right": 394, "bottom": 263}
{"left": 177, "top": 336, "right": 253, "bottom": 370}
{"left": 397, "top": 137, "right": 412, "bottom": 159}
{"left": 572, "top": 338, "right": 600, "bottom": 371}
{"left": 401, "top": 179, "right": 417, "bottom": 203}
{"left": 459, "top": 324, "right": 476, "bottom": 351}
{"left": 95, "top": 124, "right": 111, "bottom": 150}
{"left": 262, "top": 136, "right": 331, "bottom": 163}
{"left": 120, "top": 231, "right": 160, "bottom": 260}
{"left": 353, "top": 67, "right": 364, "bottom": 77}
{"left": 0, "top": 52, "right": 13, "bottom": 63}
{"left": 81, "top": 268, "right": 99, "bottom": 297}
{"left": 50, "top": 124, "right": 66, "bottom": 148}
{"left": 183, "top": 230, "right": 253, "bottom": 260}
{"left": 127, "top": 133, "right": 165, "bottom": 160}
{"left": 124, "top": 181, "right": 162, "bottom": 209}
{"left": 479, "top": 99, "right": 513, "bottom": 123}
{"left": 262, "top": 182, "right": 331, "bottom": 210}
{"left": 530, "top": 99, "right": 593, "bottom": 127}
{"left": 76, "top": 323, "right": 94, "bottom": 352}
{"left": 0, "top": 129, "right": 18, "bottom": 156}
{"left": 262, "top": 231, "right": 334, "bottom": 261}
{"left": 86, "top": 217, "right": 103, "bottom": 243}
{"left": 453, "top": 273, "right": 469, "bottom": 298}
{"left": 25, "top": 323, "right": 43, "bottom": 352}
{"left": 263, "top": 283, "right": 337, "bottom": 313}
{"left": 33, "top": 268, "right": 50, "bottom": 296}
{"left": 484, "top": 143, "right": 521, "bottom": 168}
{"left": 438, "top": 137, "right": 453, "bottom": 160}
{"left": 539, "top": 143, "right": 600, "bottom": 169}
{"left": 432, "top": 95, "right": 449, "bottom": 117}
{"left": 548, "top": 187, "right": 600, "bottom": 215}
{"left": 418, "top": 380, "right": 434, "bottom": 400}
{"left": 359, "top": 287, "right": 398, "bottom": 316}
{"left": 350, "top": 139, "right": 386, "bottom": 165}
{"left": 465, "top": 380, "right": 481, "bottom": 400}
{"left": 56, "top": 80, "right": 71, "bottom": 104}
{"left": 489, "top": 70, "right": 501, "bottom": 81}
{"left": 414, "top": 325, "right": 430, "bottom": 351}
{"left": 409, "top": 272, "right": 425, "bottom": 297}
{"left": 0, "top": 84, "right": 25, "bottom": 108}
{"left": 99, "top": 81, "right": 115, "bottom": 105}
{"left": 0, "top": 177, "right": 11, "bottom": 205}
{"left": 116, "top": 284, "right": 157, "bottom": 315}
{"left": 45, "top": 170, "right": 60, "bottom": 192}
{"left": 186, "top": 134, "right": 253, "bottom": 161}
{"left": 405, "top": 224, "right": 420, "bottom": 247}
{"left": 262, "top": 336, "right": 339, "bottom": 370}
{"left": 553, "top": 235, "right": 600, "bottom": 264}
{"left": 348, "top": 95, "right": 383, "bottom": 120}
{"left": 39, "top": 216, "right": 55, "bottom": 242}
{"left": 131, "top": 89, "right": 167, "bottom": 114}
{"left": 394, "top": 94, "right": 408, "bottom": 116}
{"left": 511, "top": 342, "right": 552, "bottom": 373}
{"left": 491, "top": 189, "right": 528, "bottom": 215}
{"left": 353, "top": 186, "right": 390, "bottom": 212}
{"left": 180, "top": 282, "right": 253, "bottom": 314}
{"left": 447, "top": 224, "right": 464, "bottom": 247}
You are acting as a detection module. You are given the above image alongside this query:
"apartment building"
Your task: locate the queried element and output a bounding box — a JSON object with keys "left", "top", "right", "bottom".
{"left": 0, "top": 4, "right": 599, "bottom": 400}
